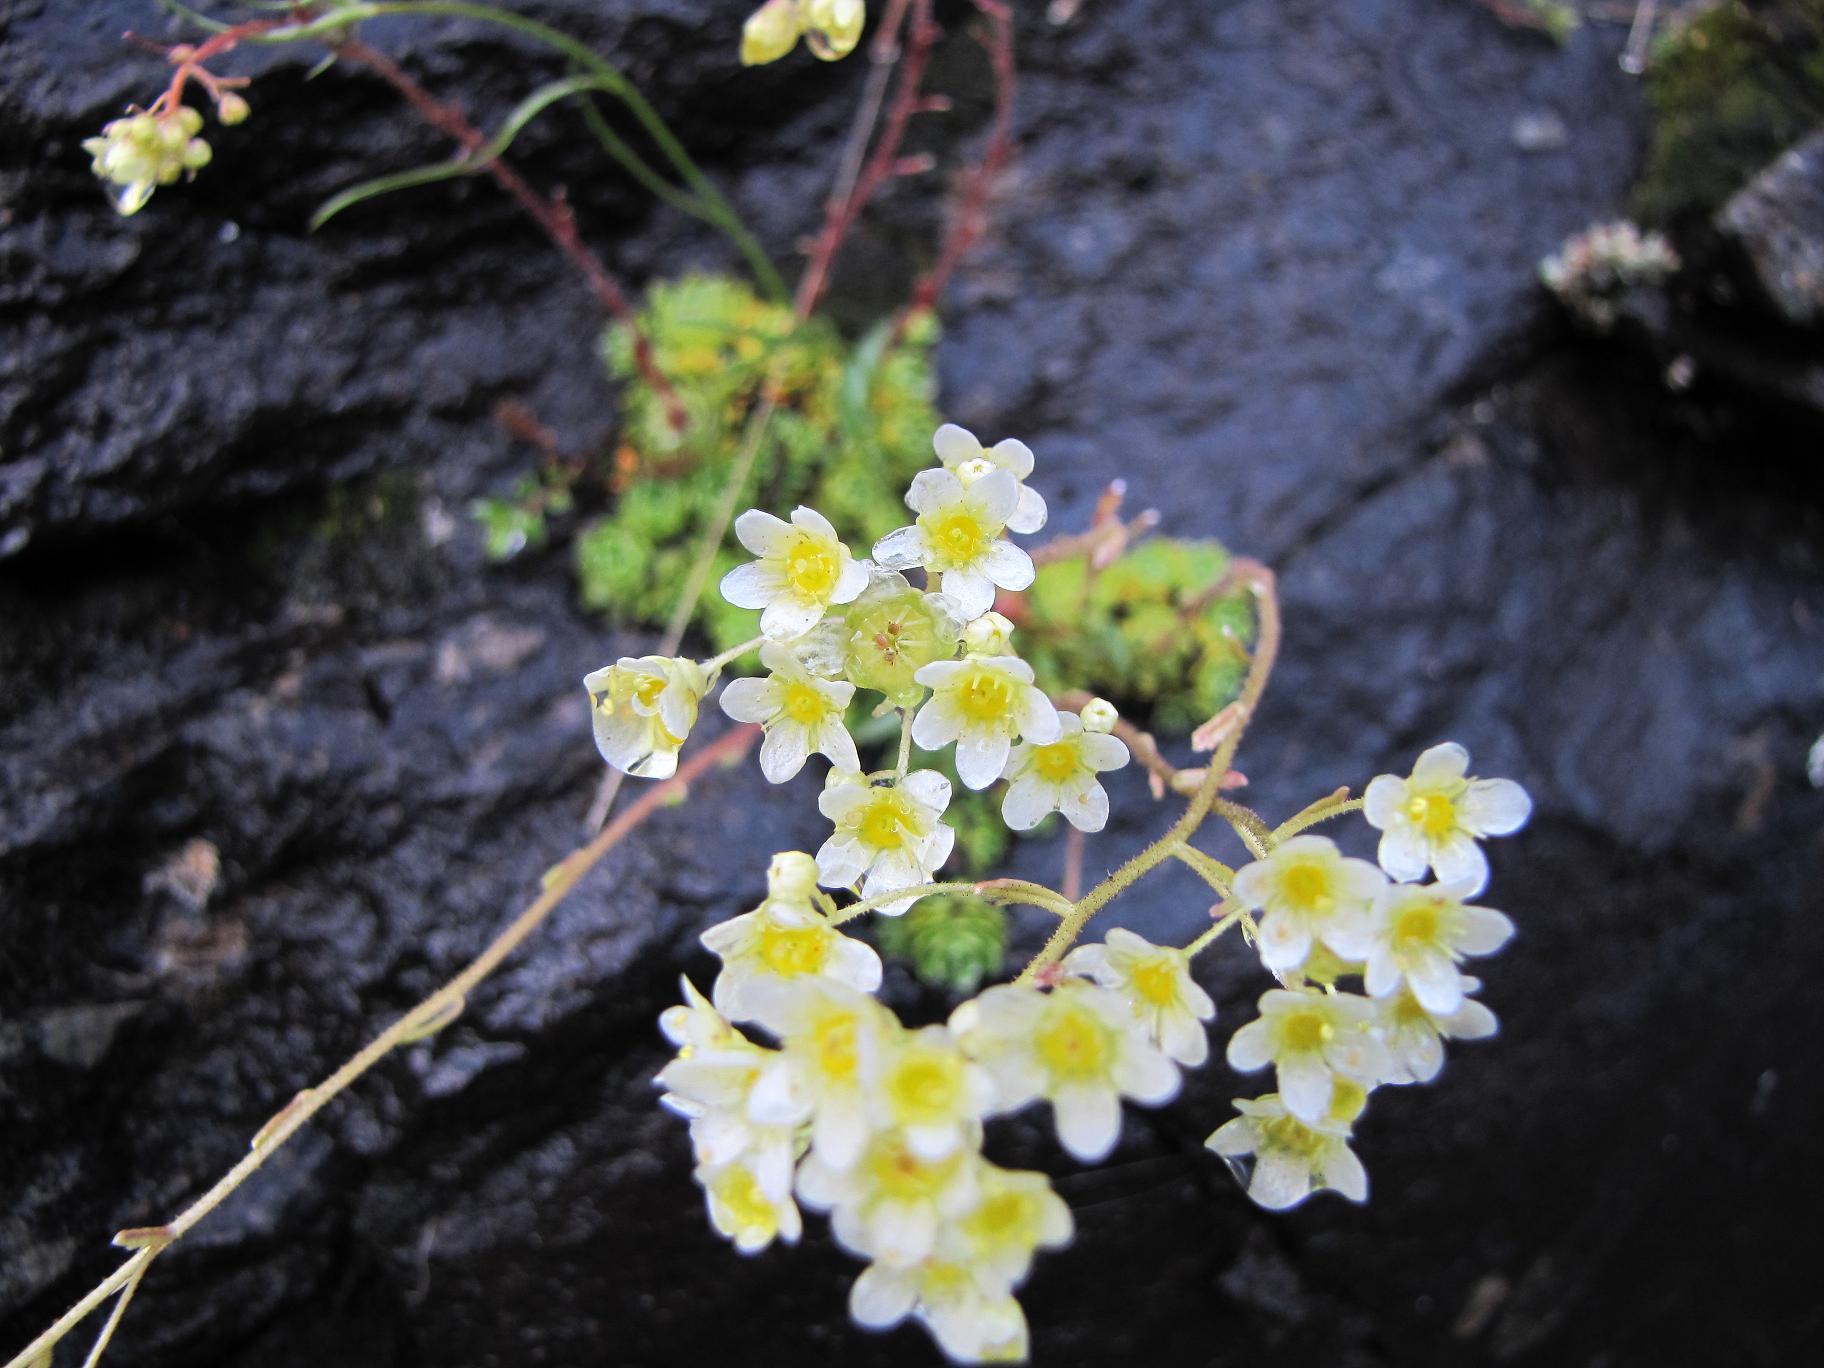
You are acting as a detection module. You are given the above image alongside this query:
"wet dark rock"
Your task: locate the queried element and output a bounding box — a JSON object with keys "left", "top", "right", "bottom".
{"left": 1719, "top": 127, "right": 1824, "bottom": 329}
{"left": 4, "top": 2, "right": 1823, "bottom": 1367}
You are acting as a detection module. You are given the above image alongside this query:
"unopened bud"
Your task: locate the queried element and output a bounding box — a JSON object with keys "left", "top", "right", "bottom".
{"left": 741, "top": 0, "right": 802, "bottom": 66}
{"left": 767, "top": 850, "right": 820, "bottom": 901}
{"left": 1080, "top": 698, "right": 1119, "bottom": 733}
{"left": 963, "top": 612, "right": 1016, "bottom": 656}
{"left": 217, "top": 92, "right": 251, "bottom": 125}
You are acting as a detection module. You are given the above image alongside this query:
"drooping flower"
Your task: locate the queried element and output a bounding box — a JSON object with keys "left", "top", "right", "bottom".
{"left": 1206, "top": 1093, "right": 1369, "bottom": 1210}
{"left": 841, "top": 568, "right": 964, "bottom": 706}
{"left": 83, "top": 106, "right": 212, "bottom": 216}
{"left": 584, "top": 655, "right": 708, "bottom": 779}
{"left": 1229, "top": 835, "right": 1386, "bottom": 974}
{"left": 1363, "top": 742, "right": 1532, "bottom": 894}
{"left": 701, "top": 901, "right": 882, "bottom": 1021}
{"left": 1358, "top": 881, "right": 1514, "bottom": 1014}
{"left": 719, "top": 641, "right": 858, "bottom": 782}
{"left": 1063, "top": 927, "right": 1215, "bottom": 1066}
{"left": 816, "top": 769, "right": 955, "bottom": 914}
{"left": 869, "top": 1025, "right": 999, "bottom": 1160}
{"left": 1224, "top": 988, "right": 1390, "bottom": 1126}
{"left": 798, "top": 1127, "right": 981, "bottom": 1266}
{"left": 999, "top": 711, "right": 1131, "bottom": 832}
{"left": 953, "top": 1161, "right": 1074, "bottom": 1287}
{"left": 849, "top": 1239, "right": 1032, "bottom": 1363}
{"left": 720, "top": 505, "right": 870, "bottom": 639}
{"left": 695, "top": 1151, "right": 804, "bottom": 1253}
{"left": 745, "top": 978, "right": 894, "bottom": 1171}
{"left": 740, "top": 0, "right": 866, "bottom": 66}
{"left": 1376, "top": 975, "right": 1499, "bottom": 1085}
{"left": 932, "top": 423, "right": 1048, "bottom": 534}
{"left": 950, "top": 980, "right": 1179, "bottom": 1162}
{"left": 912, "top": 657, "right": 1059, "bottom": 790}
{"left": 874, "top": 468, "right": 1034, "bottom": 620}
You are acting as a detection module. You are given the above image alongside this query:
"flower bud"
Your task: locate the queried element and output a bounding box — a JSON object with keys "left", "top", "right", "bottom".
{"left": 741, "top": 0, "right": 802, "bottom": 66}
{"left": 962, "top": 611, "right": 1016, "bottom": 656}
{"left": 216, "top": 93, "right": 251, "bottom": 126}
{"left": 1080, "top": 698, "right": 1119, "bottom": 734}
{"left": 803, "top": 0, "right": 864, "bottom": 60}
{"left": 766, "top": 850, "right": 821, "bottom": 902}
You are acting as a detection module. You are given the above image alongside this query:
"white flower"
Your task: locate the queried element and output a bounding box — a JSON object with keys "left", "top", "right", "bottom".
{"left": 874, "top": 468, "right": 1035, "bottom": 620}
{"left": 1206, "top": 1094, "right": 1368, "bottom": 1210}
{"left": 658, "top": 975, "right": 743, "bottom": 1055}
{"left": 870, "top": 1025, "right": 999, "bottom": 1160}
{"left": 1224, "top": 988, "right": 1391, "bottom": 1126}
{"left": 999, "top": 711, "right": 1130, "bottom": 832}
{"left": 1376, "top": 976, "right": 1499, "bottom": 1085}
{"left": 1078, "top": 697, "right": 1119, "bottom": 734}
{"left": 1363, "top": 742, "right": 1532, "bottom": 894}
{"left": 695, "top": 1152, "right": 804, "bottom": 1253}
{"left": 912, "top": 656, "right": 1059, "bottom": 790}
{"left": 584, "top": 655, "right": 708, "bottom": 779}
{"left": 1357, "top": 881, "right": 1513, "bottom": 1014}
{"left": 816, "top": 769, "right": 955, "bottom": 914}
{"left": 952, "top": 1161, "right": 1073, "bottom": 1287}
{"left": 1063, "top": 927, "right": 1215, "bottom": 1066}
{"left": 719, "top": 641, "right": 859, "bottom": 782}
{"left": 701, "top": 900, "right": 882, "bottom": 1020}
{"left": 932, "top": 423, "right": 1048, "bottom": 535}
{"left": 744, "top": 978, "right": 894, "bottom": 1171}
{"left": 1229, "top": 835, "right": 1386, "bottom": 975}
{"left": 850, "top": 1240, "right": 1031, "bottom": 1364}
{"left": 798, "top": 1128, "right": 981, "bottom": 1266}
{"left": 950, "top": 981, "right": 1179, "bottom": 1162}
{"left": 654, "top": 987, "right": 805, "bottom": 1189}
{"left": 720, "top": 505, "right": 870, "bottom": 640}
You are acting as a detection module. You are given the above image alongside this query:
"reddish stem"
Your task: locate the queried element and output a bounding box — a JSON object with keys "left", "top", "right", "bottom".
{"left": 895, "top": 0, "right": 1016, "bottom": 340}
{"left": 334, "top": 38, "right": 688, "bottom": 432}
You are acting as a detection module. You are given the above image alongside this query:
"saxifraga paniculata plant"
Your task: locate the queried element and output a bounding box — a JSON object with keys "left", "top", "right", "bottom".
{"left": 598, "top": 421, "right": 1532, "bottom": 1362}
{"left": 44, "top": 4, "right": 1533, "bottom": 1366}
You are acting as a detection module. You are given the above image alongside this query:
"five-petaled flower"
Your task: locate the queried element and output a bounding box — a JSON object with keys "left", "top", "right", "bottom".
{"left": 1206, "top": 1093, "right": 1369, "bottom": 1210}
{"left": 1000, "top": 710, "right": 1131, "bottom": 833}
{"left": 701, "top": 898, "right": 882, "bottom": 1020}
{"left": 1363, "top": 742, "right": 1531, "bottom": 894}
{"left": 932, "top": 423, "right": 1048, "bottom": 535}
{"left": 1357, "top": 881, "right": 1514, "bottom": 1014}
{"left": 719, "top": 641, "right": 859, "bottom": 782}
{"left": 721, "top": 505, "right": 870, "bottom": 640}
{"left": 1230, "top": 835, "right": 1387, "bottom": 974}
{"left": 585, "top": 655, "right": 708, "bottom": 779}
{"left": 912, "top": 656, "right": 1060, "bottom": 790}
{"left": 1224, "top": 988, "right": 1390, "bottom": 1126}
{"left": 874, "top": 468, "right": 1035, "bottom": 620}
{"left": 816, "top": 769, "right": 956, "bottom": 914}
{"left": 1375, "top": 976, "right": 1499, "bottom": 1085}
{"left": 1063, "top": 927, "right": 1215, "bottom": 1065}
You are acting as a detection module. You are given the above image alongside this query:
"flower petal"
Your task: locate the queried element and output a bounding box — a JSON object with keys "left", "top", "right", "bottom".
{"left": 1052, "top": 1084, "right": 1122, "bottom": 1162}
{"left": 932, "top": 422, "right": 982, "bottom": 466}
{"left": 872, "top": 525, "right": 927, "bottom": 570}
{"left": 1461, "top": 777, "right": 1532, "bottom": 835}
{"left": 980, "top": 539, "right": 1036, "bottom": 592}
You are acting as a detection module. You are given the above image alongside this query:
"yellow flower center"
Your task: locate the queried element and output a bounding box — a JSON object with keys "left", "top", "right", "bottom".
{"left": 955, "top": 667, "right": 1016, "bottom": 724}
{"left": 1031, "top": 740, "right": 1080, "bottom": 782}
{"left": 1259, "top": 1112, "right": 1327, "bottom": 1159}
{"left": 856, "top": 790, "right": 916, "bottom": 850}
{"left": 866, "top": 1134, "right": 959, "bottom": 1201}
{"left": 757, "top": 921, "right": 828, "bottom": 977}
{"left": 710, "top": 1165, "right": 776, "bottom": 1235}
{"left": 1035, "top": 1002, "right": 1111, "bottom": 1080}
{"left": 1406, "top": 789, "right": 1458, "bottom": 836}
{"left": 920, "top": 1261, "right": 973, "bottom": 1304}
{"left": 968, "top": 1190, "right": 1029, "bottom": 1242}
{"left": 1327, "top": 1078, "right": 1369, "bottom": 1127}
{"left": 1278, "top": 861, "right": 1335, "bottom": 914}
{"left": 1393, "top": 992, "right": 1433, "bottom": 1027}
{"left": 783, "top": 533, "right": 840, "bottom": 599}
{"left": 781, "top": 680, "right": 829, "bottom": 726}
{"left": 810, "top": 1013, "right": 860, "bottom": 1081}
{"left": 920, "top": 508, "right": 990, "bottom": 567}
{"left": 1131, "top": 957, "right": 1181, "bottom": 1007}
{"left": 1280, "top": 1008, "right": 1333, "bottom": 1053}
{"left": 634, "top": 674, "right": 668, "bottom": 709}
{"left": 887, "top": 1051, "right": 960, "bottom": 1121}
{"left": 1393, "top": 903, "right": 1441, "bottom": 948}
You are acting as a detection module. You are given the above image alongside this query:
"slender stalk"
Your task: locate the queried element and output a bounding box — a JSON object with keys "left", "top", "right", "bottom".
{"left": 1184, "top": 903, "right": 1248, "bottom": 959}
{"left": 1211, "top": 796, "right": 1271, "bottom": 859}
{"left": 1272, "top": 791, "right": 1362, "bottom": 841}
{"left": 1171, "top": 843, "right": 1234, "bottom": 898}
{"left": 704, "top": 634, "right": 768, "bottom": 675}
{"left": 78, "top": 1259, "right": 151, "bottom": 1368}
{"left": 829, "top": 878, "right": 1068, "bottom": 925}
{"left": 5, "top": 726, "right": 759, "bottom": 1368}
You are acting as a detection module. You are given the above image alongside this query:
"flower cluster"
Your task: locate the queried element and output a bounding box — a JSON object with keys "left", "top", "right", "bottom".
{"left": 1539, "top": 219, "right": 1680, "bottom": 330}
{"left": 1210, "top": 742, "right": 1528, "bottom": 1209}
{"left": 82, "top": 106, "right": 215, "bottom": 216}
{"left": 583, "top": 421, "right": 1532, "bottom": 1357}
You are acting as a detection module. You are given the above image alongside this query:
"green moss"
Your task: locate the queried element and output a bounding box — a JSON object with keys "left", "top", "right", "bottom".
{"left": 1019, "top": 538, "right": 1256, "bottom": 736}
{"left": 1634, "top": 0, "right": 1824, "bottom": 225}
{"left": 575, "top": 274, "right": 941, "bottom": 658}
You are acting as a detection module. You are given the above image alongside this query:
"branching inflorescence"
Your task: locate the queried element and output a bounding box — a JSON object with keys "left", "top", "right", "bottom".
{"left": 32, "top": 5, "right": 1536, "bottom": 1366}
{"left": 595, "top": 429, "right": 1533, "bottom": 1362}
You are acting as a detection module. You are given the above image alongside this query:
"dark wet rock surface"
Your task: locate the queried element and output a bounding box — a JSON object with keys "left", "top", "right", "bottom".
{"left": 4, "top": 2, "right": 1823, "bottom": 1366}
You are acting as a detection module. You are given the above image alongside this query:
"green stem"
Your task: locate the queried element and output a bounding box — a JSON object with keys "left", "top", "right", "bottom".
{"left": 1272, "top": 793, "right": 1364, "bottom": 841}
{"left": 258, "top": 2, "right": 785, "bottom": 300}
{"left": 1171, "top": 843, "right": 1234, "bottom": 898}
{"left": 1211, "top": 796, "right": 1271, "bottom": 859}
{"left": 704, "top": 634, "right": 767, "bottom": 675}
{"left": 1184, "top": 903, "right": 1249, "bottom": 959}
{"left": 894, "top": 707, "right": 914, "bottom": 777}
{"left": 830, "top": 879, "right": 1068, "bottom": 925}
